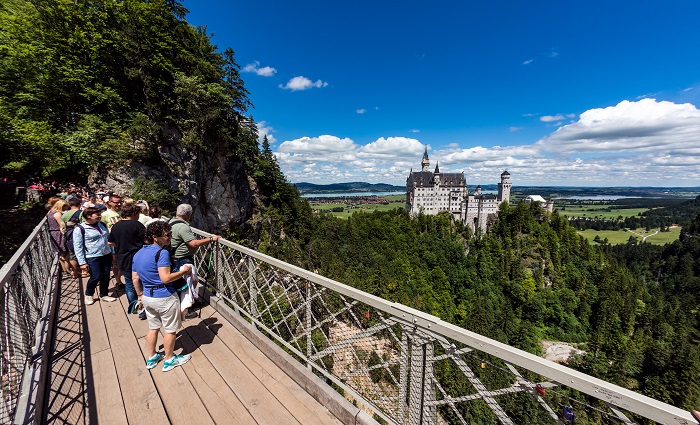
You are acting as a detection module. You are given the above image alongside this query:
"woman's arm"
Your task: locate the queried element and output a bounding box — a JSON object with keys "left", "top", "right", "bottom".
{"left": 157, "top": 264, "right": 191, "bottom": 284}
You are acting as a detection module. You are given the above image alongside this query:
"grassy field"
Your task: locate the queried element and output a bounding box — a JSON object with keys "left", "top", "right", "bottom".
{"left": 578, "top": 226, "right": 681, "bottom": 246}
{"left": 311, "top": 194, "right": 405, "bottom": 219}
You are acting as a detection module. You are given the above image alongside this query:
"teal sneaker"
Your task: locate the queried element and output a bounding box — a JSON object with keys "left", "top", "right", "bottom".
{"left": 162, "top": 354, "right": 191, "bottom": 372}
{"left": 145, "top": 352, "right": 164, "bottom": 370}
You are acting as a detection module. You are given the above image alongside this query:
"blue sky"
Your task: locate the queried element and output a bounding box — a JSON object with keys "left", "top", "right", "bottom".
{"left": 184, "top": 0, "right": 700, "bottom": 187}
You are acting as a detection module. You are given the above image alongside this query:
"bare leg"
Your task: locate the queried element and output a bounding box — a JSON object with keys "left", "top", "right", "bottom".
{"left": 145, "top": 329, "right": 159, "bottom": 358}
{"left": 69, "top": 259, "right": 80, "bottom": 277}
{"left": 163, "top": 332, "right": 177, "bottom": 360}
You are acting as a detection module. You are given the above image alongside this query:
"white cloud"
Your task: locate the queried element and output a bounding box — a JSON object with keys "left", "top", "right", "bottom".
{"left": 256, "top": 121, "right": 277, "bottom": 144}
{"left": 536, "top": 99, "right": 700, "bottom": 155}
{"left": 356, "top": 109, "right": 366, "bottom": 114}
{"left": 360, "top": 137, "right": 425, "bottom": 158}
{"left": 682, "top": 87, "right": 694, "bottom": 93}
{"left": 509, "top": 126, "right": 523, "bottom": 132}
{"left": 410, "top": 129, "right": 420, "bottom": 133}
{"left": 242, "top": 61, "right": 277, "bottom": 77}
{"left": 523, "top": 113, "right": 538, "bottom": 117}
{"left": 279, "top": 76, "right": 328, "bottom": 91}
{"left": 540, "top": 114, "right": 565, "bottom": 122}
{"left": 523, "top": 59, "right": 534, "bottom": 65}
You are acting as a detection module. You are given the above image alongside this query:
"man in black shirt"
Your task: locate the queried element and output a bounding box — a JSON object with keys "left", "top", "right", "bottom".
{"left": 108, "top": 204, "right": 146, "bottom": 319}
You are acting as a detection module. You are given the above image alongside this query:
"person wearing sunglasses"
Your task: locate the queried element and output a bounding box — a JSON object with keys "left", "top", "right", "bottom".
{"left": 132, "top": 220, "right": 192, "bottom": 372}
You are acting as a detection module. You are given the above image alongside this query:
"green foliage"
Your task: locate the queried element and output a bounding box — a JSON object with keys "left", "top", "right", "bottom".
{"left": 0, "top": 0, "right": 257, "bottom": 178}
{"left": 128, "top": 176, "right": 181, "bottom": 212}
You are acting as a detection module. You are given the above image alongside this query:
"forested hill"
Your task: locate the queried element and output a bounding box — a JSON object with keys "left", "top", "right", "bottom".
{"left": 0, "top": 0, "right": 305, "bottom": 231}
{"left": 263, "top": 203, "right": 699, "bottom": 414}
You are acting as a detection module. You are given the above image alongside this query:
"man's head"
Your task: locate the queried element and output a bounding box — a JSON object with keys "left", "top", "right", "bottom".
{"left": 176, "top": 203, "right": 193, "bottom": 220}
{"left": 67, "top": 197, "right": 82, "bottom": 209}
{"left": 107, "top": 195, "right": 122, "bottom": 212}
{"left": 120, "top": 204, "right": 141, "bottom": 220}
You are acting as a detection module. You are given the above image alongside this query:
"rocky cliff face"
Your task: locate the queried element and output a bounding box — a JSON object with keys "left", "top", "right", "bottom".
{"left": 89, "top": 123, "right": 263, "bottom": 233}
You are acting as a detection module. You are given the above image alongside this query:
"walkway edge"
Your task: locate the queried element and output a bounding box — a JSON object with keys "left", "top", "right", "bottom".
{"left": 202, "top": 289, "right": 379, "bottom": 425}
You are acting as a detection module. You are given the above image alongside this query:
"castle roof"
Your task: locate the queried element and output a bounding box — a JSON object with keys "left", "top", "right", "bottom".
{"left": 501, "top": 170, "right": 510, "bottom": 176}
{"left": 407, "top": 170, "right": 465, "bottom": 187}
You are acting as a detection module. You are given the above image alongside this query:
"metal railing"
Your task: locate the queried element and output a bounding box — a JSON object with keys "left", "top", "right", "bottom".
{"left": 189, "top": 227, "right": 696, "bottom": 425}
{"left": 0, "top": 218, "right": 61, "bottom": 424}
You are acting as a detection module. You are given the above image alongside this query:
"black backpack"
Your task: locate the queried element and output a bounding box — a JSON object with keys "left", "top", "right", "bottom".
{"left": 65, "top": 210, "right": 83, "bottom": 253}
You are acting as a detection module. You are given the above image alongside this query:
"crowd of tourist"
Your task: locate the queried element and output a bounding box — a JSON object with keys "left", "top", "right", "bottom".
{"left": 43, "top": 184, "right": 220, "bottom": 372}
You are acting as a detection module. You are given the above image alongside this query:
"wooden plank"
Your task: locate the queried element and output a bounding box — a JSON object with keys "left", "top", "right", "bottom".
{"left": 157, "top": 321, "right": 257, "bottom": 425}
{"left": 83, "top": 277, "right": 111, "bottom": 355}
{"left": 133, "top": 332, "right": 216, "bottom": 425}
{"left": 118, "top": 292, "right": 150, "bottom": 340}
{"left": 90, "top": 349, "right": 128, "bottom": 425}
{"left": 100, "top": 298, "right": 170, "bottom": 425}
{"left": 184, "top": 316, "right": 302, "bottom": 425}
{"left": 205, "top": 308, "right": 342, "bottom": 424}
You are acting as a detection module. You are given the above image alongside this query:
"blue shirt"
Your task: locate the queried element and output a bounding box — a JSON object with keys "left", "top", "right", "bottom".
{"left": 132, "top": 244, "right": 176, "bottom": 298}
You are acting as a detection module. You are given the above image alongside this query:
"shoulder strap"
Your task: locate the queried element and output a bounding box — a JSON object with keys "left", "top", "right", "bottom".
{"left": 69, "top": 209, "right": 81, "bottom": 223}
{"left": 169, "top": 218, "right": 187, "bottom": 226}
{"left": 155, "top": 246, "right": 167, "bottom": 263}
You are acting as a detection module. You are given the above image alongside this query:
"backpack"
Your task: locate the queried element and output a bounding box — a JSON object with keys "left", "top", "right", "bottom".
{"left": 65, "top": 210, "right": 83, "bottom": 253}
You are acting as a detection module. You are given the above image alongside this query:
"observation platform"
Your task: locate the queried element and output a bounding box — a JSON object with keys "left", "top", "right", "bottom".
{"left": 4, "top": 218, "right": 697, "bottom": 425}
{"left": 47, "top": 274, "right": 352, "bottom": 424}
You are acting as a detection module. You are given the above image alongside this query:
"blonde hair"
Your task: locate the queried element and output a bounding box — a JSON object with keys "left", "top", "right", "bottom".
{"left": 51, "top": 199, "right": 69, "bottom": 213}
{"left": 45, "top": 196, "right": 61, "bottom": 210}
{"left": 122, "top": 197, "right": 134, "bottom": 207}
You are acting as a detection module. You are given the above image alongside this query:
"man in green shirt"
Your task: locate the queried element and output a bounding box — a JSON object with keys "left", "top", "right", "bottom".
{"left": 170, "top": 204, "right": 221, "bottom": 269}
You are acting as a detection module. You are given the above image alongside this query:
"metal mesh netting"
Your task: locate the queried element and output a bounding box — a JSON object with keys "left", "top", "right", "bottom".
{"left": 0, "top": 219, "right": 55, "bottom": 422}
{"left": 191, "top": 233, "right": 678, "bottom": 425}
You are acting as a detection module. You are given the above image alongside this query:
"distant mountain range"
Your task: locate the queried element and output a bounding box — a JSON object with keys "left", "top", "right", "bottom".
{"left": 294, "top": 182, "right": 700, "bottom": 198}
{"left": 294, "top": 182, "right": 404, "bottom": 194}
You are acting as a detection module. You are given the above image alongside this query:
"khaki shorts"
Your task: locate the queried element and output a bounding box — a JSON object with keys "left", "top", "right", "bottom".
{"left": 142, "top": 293, "right": 181, "bottom": 333}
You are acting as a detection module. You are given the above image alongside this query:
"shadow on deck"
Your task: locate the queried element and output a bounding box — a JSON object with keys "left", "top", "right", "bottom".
{"left": 46, "top": 275, "right": 361, "bottom": 425}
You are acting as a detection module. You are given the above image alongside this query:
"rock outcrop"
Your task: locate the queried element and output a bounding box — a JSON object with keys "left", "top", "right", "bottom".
{"left": 89, "top": 123, "right": 262, "bottom": 233}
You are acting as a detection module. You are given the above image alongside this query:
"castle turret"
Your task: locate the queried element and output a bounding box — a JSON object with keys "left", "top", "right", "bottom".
{"left": 498, "top": 170, "right": 512, "bottom": 203}
{"left": 433, "top": 162, "right": 440, "bottom": 185}
{"left": 421, "top": 147, "right": 430, "bottom": 172}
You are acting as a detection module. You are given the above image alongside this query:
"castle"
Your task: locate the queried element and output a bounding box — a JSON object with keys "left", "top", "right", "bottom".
{"left": 405, "top": 149, "right": 511, "bottom": 233}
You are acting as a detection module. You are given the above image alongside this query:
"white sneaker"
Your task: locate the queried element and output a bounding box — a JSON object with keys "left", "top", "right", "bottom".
{"left": 84, "top": 296, "right": 94, "bottom": 306}
{"left": 162, "top": 354, "right": 191, "bottom": 372}
{"left": 100, "top": 296, "right": 117, "bottom": 302}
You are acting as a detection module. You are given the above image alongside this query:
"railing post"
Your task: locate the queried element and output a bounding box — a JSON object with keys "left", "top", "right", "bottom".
{"left": 397, "top": 329, "right": 409, "bottom": 422}
{"left": 213, "top": 240, "right": 219, "bottom": 291}
{"left": 247, "top": 256, "right": 257, "bottom": 327}
{"left": 306, "top": 280, "right": 312, "bottom": 369}
{"left": 407, "top": 331, "right": 436, "bottom": 425}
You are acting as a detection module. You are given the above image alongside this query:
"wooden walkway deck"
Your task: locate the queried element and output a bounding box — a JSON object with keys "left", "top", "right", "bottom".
{"left": 45, "top": 274, "right": 348, "bottom": 425}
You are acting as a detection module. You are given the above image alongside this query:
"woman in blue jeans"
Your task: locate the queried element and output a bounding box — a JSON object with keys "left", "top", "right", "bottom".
{"left": 132, "top": 220, "right": 192, "bottom": 372}
{"left": 74, "top": 206, "right": 116, "bottom": 305}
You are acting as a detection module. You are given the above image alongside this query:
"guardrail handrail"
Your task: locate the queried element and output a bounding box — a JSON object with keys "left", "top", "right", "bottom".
{"left": 0, "top": 217, "right": 61, "bottom": 424}
{"left": 190, "top": 226, "right": 695, "bottom": 425}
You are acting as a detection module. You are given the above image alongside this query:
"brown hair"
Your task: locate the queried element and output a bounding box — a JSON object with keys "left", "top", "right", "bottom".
{"left": 82, "top": 206, "right": 101, "bottom": 218}
{"left": 146, "top": 220, "right": 171, "bottom": 243}
{"left": 120, "top": 204, "right": 141, "bottom": 219}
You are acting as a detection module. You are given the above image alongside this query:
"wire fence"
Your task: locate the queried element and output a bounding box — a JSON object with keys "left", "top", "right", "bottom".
{"left": 0, "top": 218, "right": 58, "bottom": 423}
{"left": 190, "top": 228, "right": 695, "bottom": 425}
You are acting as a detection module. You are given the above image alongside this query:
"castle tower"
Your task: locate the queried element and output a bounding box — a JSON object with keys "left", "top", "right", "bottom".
{"left": 433, "top": 163, "right": 440, "bottom": 185}
{"left": 498, "top": 170, "right": 511, "bottom": 203}
{"left": 421, "top": 147, "right": 430, "bottom": 172}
